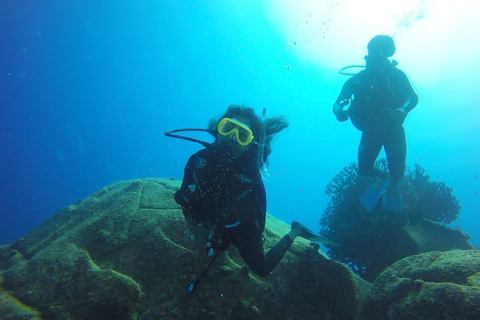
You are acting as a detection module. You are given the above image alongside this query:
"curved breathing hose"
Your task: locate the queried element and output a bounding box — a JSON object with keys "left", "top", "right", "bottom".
{"left": 164, "top": 128, "right": 216, "bottom": 148}
{"left": 340, "top": 59, "right": 397, "bottom": 75}
{"left": 339, "top": 65, "right": 366, "bottom": 75}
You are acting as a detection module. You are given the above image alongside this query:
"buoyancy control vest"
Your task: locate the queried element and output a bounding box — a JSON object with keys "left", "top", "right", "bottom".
{"left": 348, "top": 66, "right": 405, "bottom": 132}
{"left": 174, "top": 146, "right": 266, "bottom": 254}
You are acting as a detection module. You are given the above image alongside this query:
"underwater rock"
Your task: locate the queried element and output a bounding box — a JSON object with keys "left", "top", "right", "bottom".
{"left": 0, "top": 178, "right": 370, "bottom": 320}
{"left": 403, "top": 218, "right": 473, "bottom": 253}
{"left": 359, "top": 250, "right": 480, "bottom": 320}
{"left": 0, "top": 273, "right": 42, "bottom": 320}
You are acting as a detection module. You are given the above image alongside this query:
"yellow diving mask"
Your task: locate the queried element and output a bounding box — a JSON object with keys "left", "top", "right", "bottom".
{"left": 217, "top": 118, "right": 254, "bottom": 146}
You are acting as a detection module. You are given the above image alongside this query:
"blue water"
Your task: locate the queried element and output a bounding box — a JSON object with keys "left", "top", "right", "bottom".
{"left": 1, "top": 1, "right": 478, "bottom": 246}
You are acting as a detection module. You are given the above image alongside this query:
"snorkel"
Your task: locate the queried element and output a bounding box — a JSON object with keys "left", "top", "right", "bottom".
{"left": 257, "top": 108, "right": 268, "bottom": 175}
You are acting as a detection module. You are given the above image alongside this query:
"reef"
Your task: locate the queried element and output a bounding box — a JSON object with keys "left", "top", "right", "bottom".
{"left": 1, "top": 175, "right": 478, "bottom": 319}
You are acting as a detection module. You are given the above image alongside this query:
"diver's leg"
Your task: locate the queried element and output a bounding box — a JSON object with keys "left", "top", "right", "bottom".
{"left": 358, "top": 130, "right": 389, "bottom": 211}
{"left": 235, "top": 233, "right": 293, "bottom": 277}
{"left": 384, "top": 126, "right": 406, "bottom": 185}
{"left": 358, "top": 131, "right": 384, "bottom": 178}
{"left": 381, "top": 126, "right": 406, "bottom": 213}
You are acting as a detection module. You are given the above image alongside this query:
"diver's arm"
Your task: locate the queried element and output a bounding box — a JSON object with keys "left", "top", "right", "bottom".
{"left": 232, "top": 179, "right": 266, "bottom": 233}
{"left": 333, "top": 80, "right": 353, "bottom": 122}
{"left": 403, "top": 89, "right": 418, "bottom": 113}
{"left": 397, "top": 70, "right": 419, "bottom": 113}
{"left": 386, "top": 70, "right": 419, "bottom": 126}
{"left": 174, "top": 151, "right": 211, "bottom": 214}
{"left": 174, "top": 155, "right": 198, "bottom": 211}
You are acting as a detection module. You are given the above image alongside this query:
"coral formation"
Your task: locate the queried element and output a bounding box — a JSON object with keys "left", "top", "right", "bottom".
{"left": 320, "top": 160, "right": 466, "bottom": 282}
{"left": 403, "top": 163, "right": 461, "bottom": 225}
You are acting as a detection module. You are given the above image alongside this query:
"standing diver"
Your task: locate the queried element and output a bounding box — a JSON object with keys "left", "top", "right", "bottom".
{"left": 167, "top": 105, "right": 335, "bottom": 292}
{"left": 332, "top": 35, "right": 419, "bottom": 213}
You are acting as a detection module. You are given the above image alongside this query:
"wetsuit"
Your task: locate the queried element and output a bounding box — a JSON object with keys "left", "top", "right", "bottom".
{"left": 334, "top": 65, "right": 418, "bottom": 183}
{"left": 175, "top": 145, "right": 293, "bottom": 277}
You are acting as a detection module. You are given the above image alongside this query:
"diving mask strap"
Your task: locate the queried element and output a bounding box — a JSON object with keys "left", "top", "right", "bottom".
{"left": 164, "top": 128, "right": 217, "bottom": 148}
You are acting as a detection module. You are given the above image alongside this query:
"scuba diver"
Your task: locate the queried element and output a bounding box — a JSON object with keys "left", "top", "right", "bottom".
{"left": 332, "top": 35, "right": 419, "bottom": 213}
{"left": 166, "top": 105, "right": 335, "bottom": 292}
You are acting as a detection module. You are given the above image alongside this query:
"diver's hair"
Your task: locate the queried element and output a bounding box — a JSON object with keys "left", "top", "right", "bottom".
{"left": 367, "top": 35, "right": 396, "bottom": 58}
{"left": 208, "top": 104, "right": 289, "bottom": 160}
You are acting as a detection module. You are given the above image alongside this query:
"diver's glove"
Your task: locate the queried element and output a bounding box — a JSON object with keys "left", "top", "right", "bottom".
{"left": 335, "top": 109, "right": 349, "bottom": 122}
{"left": 333, "top": 99, "right": 350, "bottom": 122}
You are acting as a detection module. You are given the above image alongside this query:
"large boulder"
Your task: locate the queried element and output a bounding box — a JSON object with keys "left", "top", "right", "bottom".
{"left": 357, "top": 219, "right": 475, "bottom": 282}
{"left": 359, "top": 250, "right": 480, "bottom": 320}
{"left": 0, "top": 178, "right": 371, "bottom": 320}
{"left": 402, "top": 219, "right": 473, "bottom": 253}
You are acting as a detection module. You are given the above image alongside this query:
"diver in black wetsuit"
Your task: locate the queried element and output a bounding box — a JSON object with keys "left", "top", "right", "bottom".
{"left": 333, "top": 35, "right": 418, "bottom": 210}
{"left": 172, "top": 105, "right": 332, "bottom": 280}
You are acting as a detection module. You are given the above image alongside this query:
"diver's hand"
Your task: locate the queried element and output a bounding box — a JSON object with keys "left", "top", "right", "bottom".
{"left": 388, "top": 108, "right": 406, "bottom": 126}
{"left": 335, "top": 109, "right": 349, "bottom": 122}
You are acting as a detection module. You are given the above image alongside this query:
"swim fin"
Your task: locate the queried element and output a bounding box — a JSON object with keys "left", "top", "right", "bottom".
{"left": 291, "top": 221, "right": 338, "bottom": 246}
{"left": 382, "top": 184, "right": 403, "bottom": 213}
{"left": 360, "top": 176, "right": 391, "bottom": 212}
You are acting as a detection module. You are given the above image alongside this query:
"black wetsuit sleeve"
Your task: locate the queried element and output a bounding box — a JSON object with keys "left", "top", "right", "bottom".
{"left": 174, "top": 153, "right": 203, "bottom": 216}
{"left": 394, "top": 69, "right": 419, "bottom": 113}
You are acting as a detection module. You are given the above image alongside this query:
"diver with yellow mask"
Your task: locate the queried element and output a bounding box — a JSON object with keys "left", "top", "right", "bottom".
{"left": 216, "top": 117, "right": 254, "bottom": 157}
{"left": 166, "top": 104, "right": 336, "bottom": 292}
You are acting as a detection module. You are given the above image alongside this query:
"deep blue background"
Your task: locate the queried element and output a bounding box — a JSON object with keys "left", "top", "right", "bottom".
{"left": 0, "top": 0, "right": 294, "bottom": 243}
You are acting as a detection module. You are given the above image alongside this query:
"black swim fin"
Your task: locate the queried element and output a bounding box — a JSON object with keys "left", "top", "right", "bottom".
{"left": 291, "top": 221, "right": 338, "bottom": 246}
{"left": 360, "top": 176, "right": 391, "bottom": 212}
